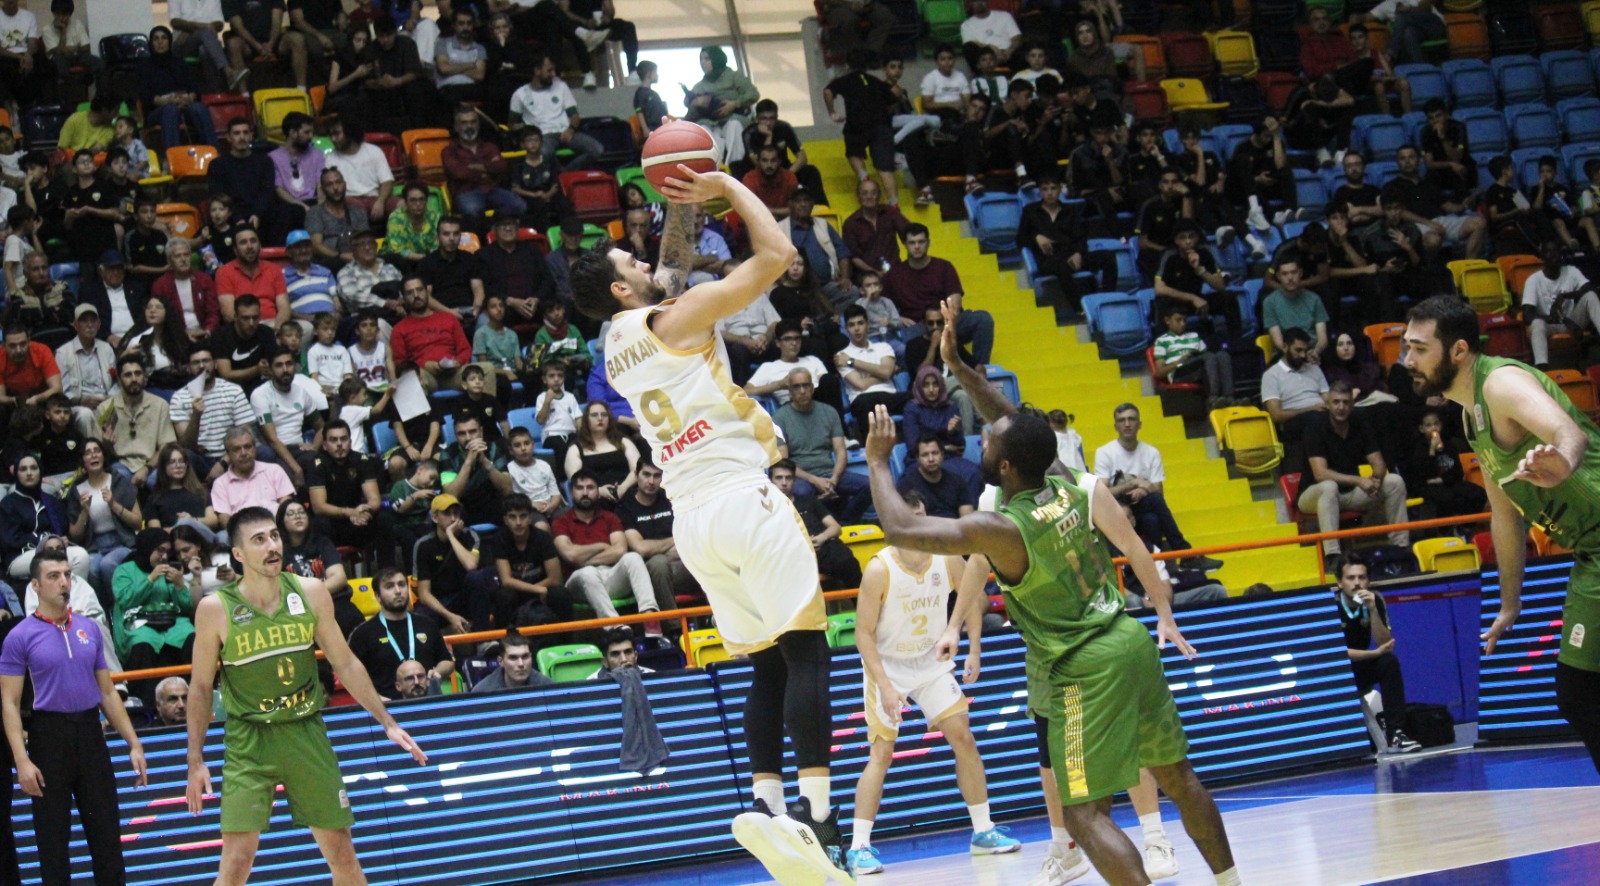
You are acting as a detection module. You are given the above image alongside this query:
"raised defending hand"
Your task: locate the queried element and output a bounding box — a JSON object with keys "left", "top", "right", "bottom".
{"left": 1512, "top": 443, "right": 1575, "bottom": 488}
{"left": 864, "top": 405, "right": 897, "bottom": 466}
{"left": 659, "top": 165, "right": 728, "bottom": 205}
{"left": 938, "top": 297, "right": 963, "bottom": 367}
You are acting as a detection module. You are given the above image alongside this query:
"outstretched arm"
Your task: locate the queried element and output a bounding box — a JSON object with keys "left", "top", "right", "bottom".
{"left": 651, "top": 168, "right": 798, "bottom": 349}
{"left": 938, "top": 298, "right": 1013, "bottom": 425}
{"left": 653, "top": 202, "right": 693, "bottom": 300}
{"left": 1087, "top": 477, "right": 1195, "bottom": 658}
{"left": 307, "top": 577, "right": 427, "bottom": 764}
{"left": 1484, "top": 364, "right": 1589, "bottom": 487}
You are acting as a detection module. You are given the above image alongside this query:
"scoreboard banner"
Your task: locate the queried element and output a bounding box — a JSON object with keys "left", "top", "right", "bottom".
{"left": 10, "top": 588, "right": 1370, "bottom": 885}
{"left": 1477, "top": 556, "right": 1580, "bottom": 742}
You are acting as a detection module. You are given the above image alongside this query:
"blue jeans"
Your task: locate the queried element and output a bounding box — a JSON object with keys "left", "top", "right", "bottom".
{"left": 957, "top": 309, "right": 995, "bottom": 364}
{"left": 453, "top": 187, "right": 527, "bottom": 221}
{"left": 89, "top": 534, "right": 132, "bottom": 600}
{"left": 150, "top": 101, "right": 219, "bottom": 148}
{"left": 793, "top": 470, "right": 872, "bottom": 523}
{"left": 542, "top": 132, "right": 604, "bottom": 171}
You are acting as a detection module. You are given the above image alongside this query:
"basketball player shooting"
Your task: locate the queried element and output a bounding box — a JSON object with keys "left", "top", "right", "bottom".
{"left": 569, "top": 165, "right": 854, "bottom": 885}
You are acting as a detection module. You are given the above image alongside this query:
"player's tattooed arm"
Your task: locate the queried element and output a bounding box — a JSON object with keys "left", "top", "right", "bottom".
{"left": 653, "top": 202, "right": 693, "bottom": 299}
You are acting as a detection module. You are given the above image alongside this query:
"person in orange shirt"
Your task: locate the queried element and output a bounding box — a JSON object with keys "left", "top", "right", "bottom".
{"left": 740, "top": 144, "right": 799, "bottom": 219}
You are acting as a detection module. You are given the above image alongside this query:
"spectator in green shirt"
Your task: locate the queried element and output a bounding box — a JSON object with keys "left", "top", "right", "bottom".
{"left": 382, "top": 182, "right": 442, "bottom": 268}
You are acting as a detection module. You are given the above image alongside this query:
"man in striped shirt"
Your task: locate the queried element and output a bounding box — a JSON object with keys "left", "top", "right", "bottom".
{"left": 169, "top": 345, "right": 258, "bottom": 474}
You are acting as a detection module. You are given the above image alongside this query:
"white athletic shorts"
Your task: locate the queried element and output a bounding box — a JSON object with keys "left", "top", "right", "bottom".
{"left": 863, "top": 659, "right": 967, "bottom": 743}
{"left": 672, "top": 477, "right": 827, "bottom": 654}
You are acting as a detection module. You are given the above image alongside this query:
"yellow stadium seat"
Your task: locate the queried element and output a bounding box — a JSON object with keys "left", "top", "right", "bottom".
{"left": 1449, "top": 258, "right": 1507, "bottom": 313}
{"left": 682, "top": 628, "right": 733, "bottom": 668}
{"left": 1217, "top": 406, "right": 1283, "bottom": 474}
{"left": 1413, "top": 537, "right": 1481, "bottom": 573}
{"left": 841, "top": 523, "right": 887, "bottom": 575}
{"left": 1160, "top": 78, "right": 1230, "bottom": 127}
{"left": 253, "top": 88, "right": 313, "bottom": 143}
{"left": 1205, "top": 30, "right": 1259, "bottom": 77}
{"left": 348, "top": 576, "right": 417, "bottom": 618}
{"left": 1586, "top": 0, "right": 1600, "bottom": 42}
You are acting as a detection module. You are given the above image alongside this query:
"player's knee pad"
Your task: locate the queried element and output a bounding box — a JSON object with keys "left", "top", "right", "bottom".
{"left": 744, "top": 645, "right": 788, "bottom": 774}
{"left": 778, "top": 631, "right": 833, "bottom": 770}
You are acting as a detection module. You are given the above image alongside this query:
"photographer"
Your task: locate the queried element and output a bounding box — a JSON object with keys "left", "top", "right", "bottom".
{"left": 1335, "top": 553, "right": 1421, "bottom": 754}
{"left": 1520, "top": 241, "right": 1600, "bottom": 370}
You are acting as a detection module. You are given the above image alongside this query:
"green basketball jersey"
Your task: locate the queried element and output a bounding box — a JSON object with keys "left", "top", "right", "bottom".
{"left": 216, "top": 573, "right": 325, "bottom": 724}
{"left": 1468, "top": 355, "right": 1600, "bottom": 553}
{"left": 995, "top": 470, "right": 1126, "bottom": 712}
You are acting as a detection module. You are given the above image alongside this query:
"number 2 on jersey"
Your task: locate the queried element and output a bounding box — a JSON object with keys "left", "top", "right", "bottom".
{"left": 640, "top": 388, "right": 685, "bottom": 442}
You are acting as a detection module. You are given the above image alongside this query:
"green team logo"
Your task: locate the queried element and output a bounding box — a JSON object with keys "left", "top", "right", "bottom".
{"left": 231, "top": 604, "right": 254, "bottom": 625}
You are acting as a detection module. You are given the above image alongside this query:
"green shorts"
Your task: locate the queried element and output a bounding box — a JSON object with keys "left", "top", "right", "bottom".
{"left": 220, "top": 715, "right": 354, "bottom": 833}
{"left": 1037, "top": 615, "right": 1189, "bottom": 805}
{"left": 1561, "top": 554, "right": 1600, "bottom": 672}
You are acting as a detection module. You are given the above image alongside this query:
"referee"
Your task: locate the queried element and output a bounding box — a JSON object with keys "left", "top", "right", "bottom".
{"left": 1, "top": 547, "right": 148, "bottom": 885}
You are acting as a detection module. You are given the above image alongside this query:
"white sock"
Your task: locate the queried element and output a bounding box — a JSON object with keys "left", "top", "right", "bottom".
{"left": 798, "top": 775, "right": 831, "bottom": 821}
{"left": 1140, "top": 811, "right": 1168, "bottom": 845}
{"left": 968, "top": 802, "right": 993, "bottom": 833}
{"left": 1050, "top": 825, "right": 1075, "bottom": 855}
{"left": 1215, "top": 867, "right": 1242, "bottom": 886}
{"left": 752, "top": 778, "right": 784, "bottom": 813}
{"left": 851, "top": 817, "right": 874, "bottom": 850}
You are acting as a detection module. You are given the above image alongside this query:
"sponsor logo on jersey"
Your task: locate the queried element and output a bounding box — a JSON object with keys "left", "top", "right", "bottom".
{"left": 231, "top": 604, "right": 255, "bottom": 625}
{"left": 659, "top": 419, "right": 713, "bottom": 462}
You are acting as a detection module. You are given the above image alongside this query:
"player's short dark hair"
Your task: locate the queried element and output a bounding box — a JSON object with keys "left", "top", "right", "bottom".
{"left": 281, "top": 111, "right": 313, "bottom": 136}
{"left": 570, "top": 243, "right": 624, "bottom": 321}
{"left": 995, "top": 412, "right": 1057, "bottom": 483}
{"left": 1407, "top": 294, "right": 1482, "bottom": 354}
{"left": 228, "top": 506, "right": 278, "bottom": 543}
{"left": 373, "top": 566, "right": 407, "bottom": 592}
{"left": 270, "top": 345, "right": 298, "bottom": 365}
{"left": 30, "top": 546, "right": 68, "bottom": 580}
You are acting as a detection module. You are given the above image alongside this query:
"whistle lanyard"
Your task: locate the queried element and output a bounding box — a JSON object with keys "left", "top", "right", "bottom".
{"left": 382, "top": 611, "right": 415, "bottom": 662}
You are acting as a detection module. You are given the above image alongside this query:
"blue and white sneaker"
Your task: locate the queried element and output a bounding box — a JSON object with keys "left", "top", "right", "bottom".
{"left": 970, "top": 826, "right": 1023, "bottom": 855}
{"left": 847, "top": 845, "right": 884, "bottom": 875}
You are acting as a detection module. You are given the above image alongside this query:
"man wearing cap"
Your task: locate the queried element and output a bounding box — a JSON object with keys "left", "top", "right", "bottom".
{"left": 269, "top": 112, "right": 324, "bottom": 232}
{"left": 336, "top": 230, "right": 404, "bottom": 321}
{"left": 54, "top": 303, "right": 115, "bottom": 437}
{"left": 77, "top": 250, "right": 150, "bottom": 349}
{"left": 152, "top": 239, "right": 220, "bottom": 344}
{"left": 304, "top": 167, "right": 369, "bottom": 272}
{"left": 283, "top": 229, "right": 342, "bottom": 335}
{"left": 412, "top": 492, "right": 498, "bottom": 635}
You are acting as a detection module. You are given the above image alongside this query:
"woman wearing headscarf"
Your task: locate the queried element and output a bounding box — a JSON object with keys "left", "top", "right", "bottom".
{"left": 686, "top": 46, "right": 759, "bottom": 165}
{"left": 1, "top": 453, "right": 92, "bottom": 585}
{"left": 112, "top": 527, "right": 198, "bottom": 706}
{"left": 137, "top": 25, "right": 219, "bottom": 151}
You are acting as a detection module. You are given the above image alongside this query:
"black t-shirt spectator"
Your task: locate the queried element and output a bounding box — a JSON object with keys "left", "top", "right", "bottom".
{"left": 1156, "top": 247, "right": 1218, "bottom": 297}
{"left": 381, "top": 401, "right": 438, "bottom": 454}
{"left": 1123, "top": 150, "right": 1170, "bottom": 195}
{"left": 789, "top": 493, "right": 836, "bottom": 537}
{"left": 125, "top": 228, "right": 169, "bottom": 284}
{"left": 225, "top": 0, "right": 283, "bottom": 42}
{"left": 307, "top": 451, "right": 376, "bottom": 510}
{"left": 150, "top": 489, "right": 208, "bottom": 528}
{"left": 1333, "top": 182, "right": 1381, "bottom": 213}
{"left": 415, "top": 527, "right": 483, "bottom": 594}
{"left": 493, "top": 526, "right": 560, "bottom": 586}
{"left": 616, "top": 492, "right": 674, "bottom": 541}
{"left": 1382, "top": 176, "right": 1444, "bottom": 219}
{"left": 1484, "top": 183, "right": 1520, "bottom": 219}
{"left": 206, "top": 150, "right": 277, "bottom": 223}
{"left": 284, "top": 534, "right": 342, "bottom": 581}
{"left": 1420, "top": 120, "right": 1474, "bottom": 192}
{"left": 1018, "top": 201, "right": 1088, "bottom": 252}
{"left": 1227, "top": 140, "right": 1279, "bottom": 203}
{"left": 508, "top": 159, "right": 558, "bottom": 196}
{"left": 1136, "top": 196, "right": 1182, "bottom": 247}
{"left": 1173, "top": 149, "right": 1222, "bottom": 192}
{"left": 454, "top": 394, "right": 503, "bottom": 443}
{"left": 1338, "top": 591, "right": 1387, "bottom": 650}
{"left": 36, "top": 426, "right": 84, "bottom": 478}
{"left": 895, "top": 469, "right": 976, "bottom": 519}
{"left": 209, "top": 323, "right": 278, "bottom": 392}
{"left": 745, "top": 121, "right": 805, "bottom": 168}
{"left": 418, "top": 249, "right": 486, "bottom": 312}
{"left": 346, "top": 609, "right": 454, "bottom": 699}
{"left": 61, "top": 179, "right": 121, "bottom": 261}
{"left": 287, "top": 0, "right": 342, "bottom": 29}
{"left": 824, "top": 71, "right": 893, "bottom": 134}
{"left": 206, "top": 218, "right": 245, "bottom": 266}
{"left": 1304, "top": 412, "right": 1379, "bottom": 482}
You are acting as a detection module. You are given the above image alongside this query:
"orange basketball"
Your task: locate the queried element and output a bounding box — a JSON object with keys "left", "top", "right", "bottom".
{"left": 641, "top": 120, "right": 720, "bottom": 194}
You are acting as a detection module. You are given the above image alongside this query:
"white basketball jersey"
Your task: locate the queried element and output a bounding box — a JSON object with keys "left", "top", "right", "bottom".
{"left": 350, "top": 341, "right": 390, "bottom": 389}
{"left": 606, "top": 303, "right": 781, "bottom": 501}
{"left": 873, "top": 548, "right": 957, "bottom": 675}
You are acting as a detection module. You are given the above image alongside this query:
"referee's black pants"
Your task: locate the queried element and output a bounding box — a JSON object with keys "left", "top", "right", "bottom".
{"left": 29, "top": 709, "right": 125, "bottom": 886}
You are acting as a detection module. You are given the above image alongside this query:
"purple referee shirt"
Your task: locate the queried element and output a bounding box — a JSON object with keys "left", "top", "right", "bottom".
{"left": 0, "top": 612, "right": 108, "bottom": 714}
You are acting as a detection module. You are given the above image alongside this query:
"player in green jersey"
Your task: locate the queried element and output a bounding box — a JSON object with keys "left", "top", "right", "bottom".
{"left": 860, "top": 302, "right": 1241, "bottom": 886}
{"left": 184, "top": 506, "right": 428, "bottom": 885}
{"left": 1403, "top": 295, "right": 1600, "bottom": 770}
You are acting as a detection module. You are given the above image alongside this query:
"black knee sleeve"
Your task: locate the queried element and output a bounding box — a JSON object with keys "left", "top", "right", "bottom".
{"left": 778, "top": 630, "right": 833, "bottom": 770}
{"left": 744, "top": 645, "right": 788, "bottom": 775}
{"left": 1556, "top": 662, "right": 1600, "bottom": 773}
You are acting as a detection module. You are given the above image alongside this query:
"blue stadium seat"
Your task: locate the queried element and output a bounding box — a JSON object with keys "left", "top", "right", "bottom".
{"left": 1491, "top": 55, "right": 1545, "bottom": 105}
{"left": 1542, "top": 50, "right": 1596, "bottom": 100}
{"left": 1453, "top": 107, "right": 1509, "bottom": 155}
{"left": 1590, "top": 46, "right": 1600, "bottom": 90}
{"left": 372, "top": 422, "right": 398, "bottom": 455}
{"left": 1512, "top": 147, "right": 1556, "bottom": 190}
{"left": 1352, "top": 114, "right": 1407, "bottom": 162}
{"left": 1505, "top": 103, "right": 1561, "bottom": 150}
{"left": 1318, "top": 166, "right": 1342, "bottom": 200}
{"left": 1162, "top": 127, "right": 1183, "bottom": 155}
{"left": 1291, "top": 169, "right": 1328, "bottom": 219}
{"left": 1087, "top": 237, "right": 1139, "bottom": 290}
{"left": 1210, "top": 124, "right": 1254, "bottom": 165}
{"left": 1364, "top": 160, "right": 1399, "bottom": 189}
{"left": 1235, "top": 278, "right": 1264, "bottom": 339}
{"left": 1393, "top": 64, "right": 1448, "bottom": 106}
{"left": 1021, "top": 246, "right": 1058, "bottom": 294}
{"left": 506, "top": 407, "right": 556, "bottom": 457}
{"left": 1558, "top": 97, "right": 1600, "bottom": 146}
{"left": 964, "top": 192, "right": 1023, "bottom": 253}
{"left": 1472, "top": 151, "right": 1498, "bottom": 191}
{"left": 984, "top": 366, "right": 1021, "bottom": 405}
{"left": 1081, "top": 291, "right": 1155, "bottom": 359}
{"left": 1279, "top": 220, "right": 1310, "bottom": 241}
{"left": 1442, "top": 59, "right": 1497, "bottom": 108}
{"left": 1399, "top": 111, "right": 1427, "bottom": 147}
{"left": 1560, "top": 144, "right": 1600, "bottom": 191}
{"left": 49, "top": 262, "right": 81, "bottom": 299}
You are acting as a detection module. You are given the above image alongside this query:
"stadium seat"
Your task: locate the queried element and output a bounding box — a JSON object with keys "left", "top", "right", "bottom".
{"left": 505, "top": 407, "right": 557, "bottom": 457}
{"left": 156, "top": 202, "right": 201, "bottom": 239}
{"left": 1086, "top": 237, "right": 1140, "bottom": 289}
{"left": 616, "top": 165, "right": 665, "bottom": 203}
{"left": 1214, "top": 406, "right": 1283, "bottom": 474}
{"left": 1399, "top": 110, "right": 1427, "bottom": 147}
{"left": 1496, "top": 254, "right": 1544, "bottom": 297}
{"left": 1394, "top": 64, "right": 1448, "bottom": 106}
{"left": 1480, "top": 311, "right": 1532, "bottom": 360}
{"left": 921, "top": 0, "right": 964, "bottom": 42}
{"left": 166, "top": 144, "right": 217, "bottom": 180}
{"left": 1114, "top": 34, "right": 1168, "bottom": 81}
{"left": 254, "top": 88, "right": 313, "bottom": 143}
{"left": 22, "top": 104, "right": 69, "bottom": 149}
{"left": 1292, "top": 169, "right": 1329, "bottom": 219}
{"left": 1542, "top": 50, "right": 1597, "bottom": 100}
{"left": 1488, "top": 10, "right": 1540, "bottom": 56}
{"left": 681, "top": 628, "right": 732, "bottom": 668}
{"left": 1256, "top": 72, "right": 1304, "bottom": 114}
{"left": 986, "top": 364, "right": 1023, "bottom": 404}
{"left": 1160, "top": 31, "right": 1216, "bottom": 78}
{"left": 1586, "top": 0, "right": 1600, "bottom": 44}
{"left": 537, "top": 644, "right": 604, "bottom": 682}
{"left": 559, "top": 169, "right": 622, "bottom": 224}
{"left": 200, "top": 92, "right": 252, "bottom": 138}
{"left": 1352, "top": 114, "right": 1408, "bottom": 162}
{"left": 402, "top": 127, "right": 451, "bottom": 182}
{"left": 1082, "top": 290, "right": 1155, "bottom": 359}
{"left": 842, "top": 523, "right": 888, "bottom": 572}
{"left": 1442, "top": 59, "right": 1496, "bottom": 107}
{"left": 1214, "top": 74, "right": 1267, "bottom": 123}
{"left": 1505, "top": 104, "right": 1561, "bottom": 149}
{"left": 365, "top": 131, "right": 406, "bottom": 176}
{"left": 1206, "top": 30, "right": 1259, "bottom": 76}
{"left": 826, "top": 613, "right": 856, "bottom": 649}
{"left": 1546, "top": 368, "right": 1600, "bottom": 420}
{"left": 1561, "top": 143, "right": 1600, "bottom": 189}
{"left": 1147, "top": 346, "right": 1203, "bottom": 398}
{"left": 1491, "top": 55, "right": 1546, "bottom": 105}
{"left": 1211, "top": 123, "right": 1254, "bottom": 165}
{"left": 964, "top": 191, "right": 1023, "bottom": 253}
{"left": 1413, "top": 537, "right": 1481, "bottom": 573}
{"left": 548, "top": 222, "right": 608, "bottom": 250}
{"left": 1449, "top": 258, "right": 1508, "bottom": 312}
{"left": 1363, "top": 322, "right": 1407, "bottom": 367}
{"left": 1535, "top": 3, "right": 1587, "bottom": 52}
{"left": 1453, "top": 107, "right": 1509, "bottom": 155}
{"left": 578, "top": 115, "right": 638, "bottom": 169}
{"left": 1558, "top": 97, "right": 1600, "bottom": 146}
{"left": 1160, "top": 78, "right": 1230, "bottom": 127}
{"left": 99, "top": 33, "right": 148, "bottom": 104}
{"left": 1125, "top": 81, "right": 1171, "bottom": 127}
{"left": 1444, "top": 12, "right": 1491, "bottom": 60}
{"left": 1282, "top": 472, "right": 1361, "bottom": 534}
{"left": 371, "top": 422, "right": 398, "bottom": 456}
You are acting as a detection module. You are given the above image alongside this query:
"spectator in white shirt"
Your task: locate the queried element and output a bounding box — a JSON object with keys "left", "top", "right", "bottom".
{"left": 835, "top": 304, "right": 907, "bottom": 433}
{"left": 1092, "top": 403, "right": 1223, "bottom": 572}
{"left": 507, "top": 426, "right": 564, "bottom": 527}
{"left": 919, "top": 43, "right": 971, "bottom": 128}
{"left": 717, "top": 290, "right": 780, "bottom": 384}
{"left": 327, "top": 120, "right": 397, "bottom": 223}
{"left": 40, "top": 1, "right": 102, "bottom": 94}
{"left": 744, "top": 319, "right": 831, "bottom": 408}
{"left": 508, "top": 54, "right": 604, "bottom": 170}
{"left": 248, "top": 346, "right": 328, "bottom": 485}
{"left": 533, "top": 360, "right": 582, "bottom": 476}
{"left": 1521, "top": 242, "right": 1600, "bottom": 369}
{"left": 959, "top": 0, "right": 1021, "bottom": 69}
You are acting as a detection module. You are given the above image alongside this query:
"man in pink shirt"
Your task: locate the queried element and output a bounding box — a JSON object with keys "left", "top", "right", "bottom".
{"left": 390, "top": 275, "right": 497, "bottom": 395}
{"left": 209, "top": 425, "right": 297, "bottom": 520}
{"left": 214, "top": 225, "right": 290, "bottom": 325}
